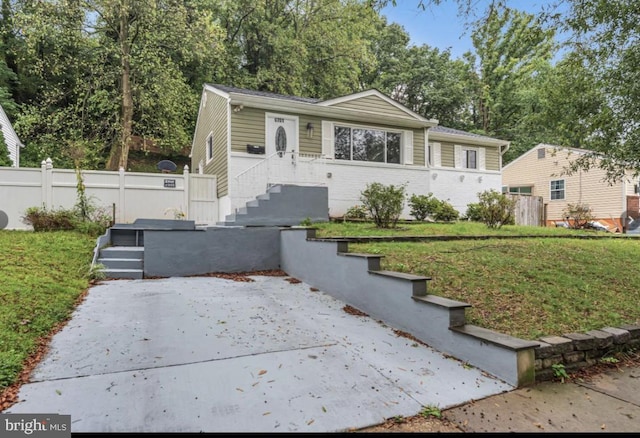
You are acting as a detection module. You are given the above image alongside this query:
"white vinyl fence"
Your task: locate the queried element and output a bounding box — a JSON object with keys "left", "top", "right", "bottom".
{"left": 0, "top": 159, "right": 218, "bottom": 230}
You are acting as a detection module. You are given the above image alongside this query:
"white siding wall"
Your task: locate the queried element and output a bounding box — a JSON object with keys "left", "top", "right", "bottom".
{"left": 228, "top": 154, "right": 502, "bottom": 219}
{"left": 0, "top": 104, "right": 21, "bottom": 167}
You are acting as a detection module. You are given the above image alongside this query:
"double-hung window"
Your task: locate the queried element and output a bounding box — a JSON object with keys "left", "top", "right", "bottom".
{"left": 334, "top": 125, "right": 401, "bottom": 164}
{"left": 462, "top": 148, "right": 478, "bottom": 169}
{"left": 550, "top": 179, "right": 565, "bottom": 200}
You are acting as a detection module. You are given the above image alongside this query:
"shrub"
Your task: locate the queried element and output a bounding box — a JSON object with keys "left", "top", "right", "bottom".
{"left": 464, "top": 202, "right": 484, "bottom": 222}
{"left": 562, "top": 203, "right": 594, "bottom": 229}
{"left": 360, "top": 182, "right": 406, "bottom": 228}
{"left": 344, "top": 204, "right": 369, "bottom": 220}
{"left": 475, "top": 189, "right": 516, "bottom": 228}
{"left": 431, "top": 199, "right": 459, "bottom": 222}
{"left": 22, "top": 206, "right": 76, "bottom": 231}
{"left": 408, "top": 193, "right": 438, "bottom": 221}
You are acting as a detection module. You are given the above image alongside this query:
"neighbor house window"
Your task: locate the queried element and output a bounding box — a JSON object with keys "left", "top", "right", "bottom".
{"left": 538, "top": 148, "right": 546, "bottom": 159}
{"left": 508, "top": 186, "right": 533, "bottom": 195}
{"left": 462, "top": 148, "right": 478, "bottom": 169}
{"left": 550, "top": 179, "right": 565, "bottom": 200}
{"left": 334, "top": 125, "right": 401, "bottom": 164}
{"left": 206, "top": 133, "right": 213, "bottom": 162}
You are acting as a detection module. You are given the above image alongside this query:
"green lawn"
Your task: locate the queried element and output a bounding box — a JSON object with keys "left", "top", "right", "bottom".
{"left": 314, "top": 221, "right": 640, "bottom": 340}
{"left": 0, "top": 231, "right": 95, "bottom": 391}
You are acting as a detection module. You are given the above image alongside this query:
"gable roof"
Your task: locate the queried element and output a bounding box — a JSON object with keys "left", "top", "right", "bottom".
{"left": 208, "top": 84, "right": 321, "bottom": 104}
{"left": 203, "top": 84, "right": 437, "bottom": 129}
{"left": 200, "top": 85, "right": 509, "bottom": 147}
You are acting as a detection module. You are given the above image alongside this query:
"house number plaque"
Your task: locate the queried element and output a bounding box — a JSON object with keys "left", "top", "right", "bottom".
{"left": 164, "top": 179, "right": 176, "bottom": 188}
{"left": 274, "top": 117, "right": 285, "bottom": 123}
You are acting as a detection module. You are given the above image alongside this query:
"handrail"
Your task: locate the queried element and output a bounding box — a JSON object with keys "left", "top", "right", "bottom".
{"left": 234, "top": 152, "right": 280, "bottom": 180}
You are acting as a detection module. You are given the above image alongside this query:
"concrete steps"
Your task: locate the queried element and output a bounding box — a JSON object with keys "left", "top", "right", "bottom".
{"left": 217, "top": 184, "right": 328, "bottom": 227}
{"left": 98, "top": 246, "right": 144, "bottom": 280}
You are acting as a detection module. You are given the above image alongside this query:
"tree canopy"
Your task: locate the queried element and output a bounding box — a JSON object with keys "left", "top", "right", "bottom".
{"left": 0, "top": 0, "right": 636, "bottom": 179}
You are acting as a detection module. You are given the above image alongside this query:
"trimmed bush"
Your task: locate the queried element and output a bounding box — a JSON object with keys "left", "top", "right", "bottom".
{"left": 475, "top": 189, "right": 516, "bottom": 228}
{"left": 360, "top": 182, "right": 406, "bottom": 228}
{"left": 431, "top": 199, "right": 459, "bottom": 222}
{"left": 408, "top": 193, "right": 438, "bottom": 221}
{"left": 344, "top": 204, "right": 369, "bottom": 220}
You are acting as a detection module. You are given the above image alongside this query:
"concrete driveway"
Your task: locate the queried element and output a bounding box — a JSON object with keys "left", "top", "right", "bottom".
{"left": 7, "top": 275, "right": 513, "bottom": 432}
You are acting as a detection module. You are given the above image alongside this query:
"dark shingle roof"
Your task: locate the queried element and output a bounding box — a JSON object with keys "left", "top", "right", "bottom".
{"left": 208, "top": 84, "right": 321, "bottom": 104}
{"left": 431, "top": 125, "right": 505, "bottom": 142}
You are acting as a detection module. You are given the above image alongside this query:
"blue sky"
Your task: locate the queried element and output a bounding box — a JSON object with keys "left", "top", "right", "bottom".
{"left": 380, "top": 1, "right": 565, "bottom": 60}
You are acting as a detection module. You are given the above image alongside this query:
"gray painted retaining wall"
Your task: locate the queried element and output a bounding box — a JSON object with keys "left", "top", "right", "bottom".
{"left": 280, "top": 228, "right": 537, "bottom": 387}
{"left": 143, "top": 226, "right": 281, "bottom": 277}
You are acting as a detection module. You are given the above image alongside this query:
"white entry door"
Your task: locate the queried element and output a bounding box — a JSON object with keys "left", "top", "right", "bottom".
{"left": 266, "top": 113, "right": 298, "bottom": 157}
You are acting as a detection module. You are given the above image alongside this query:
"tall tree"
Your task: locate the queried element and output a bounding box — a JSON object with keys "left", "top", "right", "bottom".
{"left": 213, "top": 0, "right": 379, "bottom": 98}
{"left": 468, "top": 6, "right": 556, "bottom": 138}
{"left": 14, "top": 0, "right": 225, "bottom": 169}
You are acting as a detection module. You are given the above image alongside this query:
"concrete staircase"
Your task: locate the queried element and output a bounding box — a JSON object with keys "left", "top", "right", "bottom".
{"left": 97, "top": 246, "right": 144, "bottom": 280}
{"left": 218, "top": 184, "right": 328, "bottom": 227}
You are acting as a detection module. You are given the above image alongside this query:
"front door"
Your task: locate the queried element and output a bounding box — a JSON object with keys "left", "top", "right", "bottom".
{"left": 266, "top": 113, "right": 298, "bottom": 157}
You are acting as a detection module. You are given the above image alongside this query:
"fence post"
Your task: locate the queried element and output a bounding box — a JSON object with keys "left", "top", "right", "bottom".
{"left": 44, "top": 158, "right": 53, "bottom": 209}
{"left": 118, "top": 167, "right": 125, "bottom": 223}
{"left": 183, "top": 165, "right": 190, "bottom": 220}
{"left": 40, "top": 160, "right": 47, "bottom": 208}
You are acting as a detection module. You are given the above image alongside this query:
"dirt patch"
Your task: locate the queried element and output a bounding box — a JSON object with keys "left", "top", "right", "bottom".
{"left": 356, "top": 415, "right": 463, "bottom": 433}
{"left": 343, "top": 305, "right": 369, "bottom": 317}
{"left": 392, "top": 328, "right": 428, "bottom": 346}
{"left": 285, "top": 277, "right": 301, "bottom": 284}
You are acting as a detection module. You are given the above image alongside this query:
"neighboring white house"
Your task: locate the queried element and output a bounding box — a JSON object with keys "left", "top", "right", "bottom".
{"left": 0, "top": 103, "right": 23, "bottom": 167}
{"left": 190, "top": 84, "right": 511, "bottom": 222}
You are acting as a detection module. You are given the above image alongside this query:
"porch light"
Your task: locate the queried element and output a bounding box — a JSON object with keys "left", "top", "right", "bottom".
{"left": 306, "top": 122, "right": 314, "bottom": 138}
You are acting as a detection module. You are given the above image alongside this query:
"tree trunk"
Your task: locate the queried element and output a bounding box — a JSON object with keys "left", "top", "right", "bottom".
{"left": 107, "top": 0, "right": 133, "bottom": 171}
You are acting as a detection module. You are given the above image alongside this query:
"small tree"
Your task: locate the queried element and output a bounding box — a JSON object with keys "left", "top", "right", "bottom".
{"left": 360, "top": 182, "right": 406, "bottom": 228}
{"left": 562, "top": 203, "right": 594, "bottom": 229}
{"left": 476, "top": 189, "right": 516, "bottom": 229}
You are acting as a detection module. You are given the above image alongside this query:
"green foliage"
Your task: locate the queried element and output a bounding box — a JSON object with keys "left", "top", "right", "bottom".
{"left": 22, "top": 206, "right": 76, "bottom": 232}
{"left": 431, "top": 199, "right": 459, "bottom": 222}
{"left": 408, "top": 193, "right": 458, "bottom": 222}
{"left": 562, "top": 203, "right": 594, "bottom": 230}
{"left": 299, "top": 217, "right": 313, "bottom": 227}
{"left": 475, "top": 189, "right": 516, "bottom": 229}
{"left": 464, "top": 202, "right": 484, "bottom": 222}
{"left": 408, "top": 193, "right": 437, "bottom": 221}
{"left": 360, "top": 182, "right": 406, "bottom": 228}
{"left": 345, "top": 205, "right": 369, "bottom": 220}
{"left": 552, "top": 363, "right": 569, "bottom": 383}
{"left": 419, "top": 405, "right": 442, "bottom": 419}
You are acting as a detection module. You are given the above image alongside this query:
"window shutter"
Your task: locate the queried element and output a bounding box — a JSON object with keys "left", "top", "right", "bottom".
{"left": 454, "top": 145, "right": 462, "bottom": 168}
{"left": 479, "top": 147, "right": 486, "bottom": 170}
{"left": 403, "top": 130, "right": 414, "bottom": 165}
{"left": 321, "top": 121, "right": 334, "bottom": 158}
{"left": 431, "top": 142, "right": 441, "bottom": 167}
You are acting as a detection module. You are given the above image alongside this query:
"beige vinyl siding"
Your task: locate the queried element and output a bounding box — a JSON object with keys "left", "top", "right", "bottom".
{"left": 192, "top": 90, "right": 229, "bottom": 197}
{"left": 329, "top": 95, "right": 416, "bottom": 120}
{"left": 440, "top": 142, "right": 455, "bottom": 167}
{"left": 413, "top": 129, "right": 425, "bottom": 166}
{"left": 436, "top": 140, "right": 499, "bottom": 170}
{"left": 230, "top": 107, "right": 265, "bottom": 153}
{"left": 298, "top": 115, "right": 322, "bottom": 154}
{"left": 502, "top": 146, "right": 626, "bottom": 221}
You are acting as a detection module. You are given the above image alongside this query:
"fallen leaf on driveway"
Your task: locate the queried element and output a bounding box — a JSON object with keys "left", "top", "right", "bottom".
{"left": 258, "top": 370, "right": 267, "bottom": 375}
